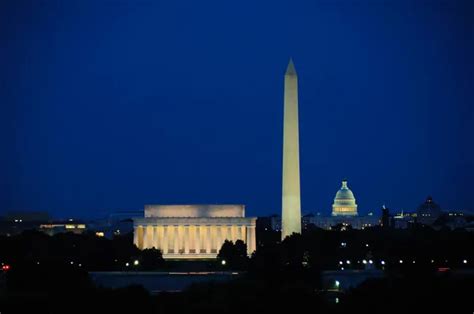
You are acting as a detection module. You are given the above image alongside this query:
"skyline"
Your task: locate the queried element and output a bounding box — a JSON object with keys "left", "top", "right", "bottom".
{"left": 1, "top": 0, "right": 473, "bottom": 219}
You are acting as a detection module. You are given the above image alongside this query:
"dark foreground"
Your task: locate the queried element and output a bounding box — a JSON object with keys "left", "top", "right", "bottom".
{"left": 1, "top": 227, "right": 473, "bottom": 313}
{"left": 0, "top": 265, "right": 472, "bottom": 314}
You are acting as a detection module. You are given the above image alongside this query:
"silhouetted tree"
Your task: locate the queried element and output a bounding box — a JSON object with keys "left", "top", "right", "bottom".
{"left": 217, "top": 240, "right": 248, "bottom": 270}
{"left": 138, "top": 248, "right": 164, "bottom": 270}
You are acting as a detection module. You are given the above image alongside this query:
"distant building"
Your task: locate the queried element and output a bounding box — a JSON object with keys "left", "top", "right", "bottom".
{"left": 381, "top": 205, "right": 391, "bottom": 228}
{"left": 88, "top": 210, "right": 143, "bottom": 238}
{"left": 256, "top": 215, "right": 274, "bottom": 232}
{"left": 270, "top": 214, "right": 282, "bottom": 232}
{"left": 302, "top": 213, "right": 315, "bottom": 230}
{"left": 432, "top": 211, "right": 471, "bottom": 231}
{"left": 416, "top": 196, "right": 442, "bottom": 225}
{"left": 133, "top": 205, "right": 256, "bottom": 259}
{"left": 256, "top": 214, "right": 282, "bottom": 232}
{"left": 39, "top": 221, "right": 87, "bottom": 235}
{"left": 392, "top": 211, "right": 415, "bottom": 229}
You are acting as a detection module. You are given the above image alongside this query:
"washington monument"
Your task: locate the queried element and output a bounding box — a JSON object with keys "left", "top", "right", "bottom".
{"left": 281, "top": 59, "right": 301, "bottom": 239}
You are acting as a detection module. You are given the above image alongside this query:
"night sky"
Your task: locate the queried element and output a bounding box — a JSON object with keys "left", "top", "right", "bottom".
{"left": 1, "top": 0, "right": 473, "bottom": 219}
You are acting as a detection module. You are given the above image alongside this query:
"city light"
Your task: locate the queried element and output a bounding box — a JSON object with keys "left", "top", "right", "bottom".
{"left": 362, "top": 259, "right": 367, "bottom": 264}
{"left": 365, "top": 243, "right": 369, "bottom": 247}
{"left": 381, "top": 261, "right": 386, "bottom": 265}
{"left": 346, "top": 260, "right": 351, "bottom": 265}
{"left": 339, "top": 261, "right": 343, "bottom": 265}
{"left": 399, "top": 260, "right": 403, "bottom": 264}
{"left": 463, "top": 260, "right": 467, "bottom": 264}
{"left": 221, "top": 260, "right": 226, "bottom": 266}
{"left": 335, "top": 280, "right": 340, "bottom": 288}
{"left": 369, "top": 260, "right": 373, "bottom": 264}
{"left": 125, "top": 262, "right": 130, "bottom": 267}
{"left": 133, "top": 260, "right": 139, "bottom": 266}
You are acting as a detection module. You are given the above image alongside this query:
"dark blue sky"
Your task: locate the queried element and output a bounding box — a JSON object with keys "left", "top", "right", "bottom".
{"left": 1, "top": 0, "right": 473, "bottom": 219}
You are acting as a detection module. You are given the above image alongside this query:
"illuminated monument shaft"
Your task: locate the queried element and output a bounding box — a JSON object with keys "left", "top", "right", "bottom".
{"left": 282, "top": 59, "right": 301, "bottom": 239}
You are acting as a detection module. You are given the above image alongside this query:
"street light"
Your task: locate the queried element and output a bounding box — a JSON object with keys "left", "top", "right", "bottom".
{"left": 134, "top": 260, "right": 139, "bottom": 266}
{"left": 221, "top": 260, "right": 226, "bottom": 266}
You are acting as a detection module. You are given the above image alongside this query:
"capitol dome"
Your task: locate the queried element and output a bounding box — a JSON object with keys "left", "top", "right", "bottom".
{"left": 332, "top": 179, "right": 358, "bottom": 216}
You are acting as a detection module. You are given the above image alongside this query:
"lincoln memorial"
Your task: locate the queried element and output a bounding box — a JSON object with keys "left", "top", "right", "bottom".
{"left": 133, "top": 204, "right": 257, "bottom": 259}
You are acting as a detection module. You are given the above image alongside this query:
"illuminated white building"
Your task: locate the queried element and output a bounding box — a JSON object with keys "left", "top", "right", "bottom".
{"left": 133, "top": 205, "right": 256, "bottom": 259}
{"left": 332, "top": 179, "right": 358, "bottom": 216}
{"left": 310, "top": 179, "right": 379, "bottom": 230}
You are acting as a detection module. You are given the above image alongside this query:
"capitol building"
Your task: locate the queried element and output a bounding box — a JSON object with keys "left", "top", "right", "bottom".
{"left": 310, "top": 179, "right": 380, "bottom": 230}
{"left": 332, "top": 179, "right": 358, "bottom": 216}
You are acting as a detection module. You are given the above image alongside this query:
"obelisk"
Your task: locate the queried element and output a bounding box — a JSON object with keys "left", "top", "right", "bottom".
{"left": 281, "top": 58, "right": 301, "bottom": 239}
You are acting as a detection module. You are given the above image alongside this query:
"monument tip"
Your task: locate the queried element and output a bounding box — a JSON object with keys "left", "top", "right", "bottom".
{"left": 286, "top": 58, "right": 297, "bottom": 76}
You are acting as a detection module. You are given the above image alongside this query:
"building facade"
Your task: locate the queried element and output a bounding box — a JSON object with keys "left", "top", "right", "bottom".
{"left": 39, "top": 221, "right": 87, "bottom": 235}
{"left": 133, "top": 205, "right": 256, "bottom": 259}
